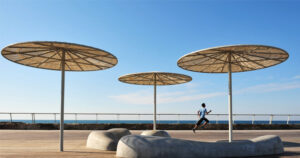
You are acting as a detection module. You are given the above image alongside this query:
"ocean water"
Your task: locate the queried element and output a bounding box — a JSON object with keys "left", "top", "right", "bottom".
{"left": 0, "top": 120, "right": 299, "bottom": 124}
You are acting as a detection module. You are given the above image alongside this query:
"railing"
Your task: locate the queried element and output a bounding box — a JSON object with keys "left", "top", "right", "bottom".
{"left": 0, "top": 112, "right": 299, "bottom": 124}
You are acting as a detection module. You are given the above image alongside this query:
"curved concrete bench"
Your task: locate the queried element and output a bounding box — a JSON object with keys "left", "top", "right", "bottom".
{"left": 116, "top": 135, "right": 283, "bottom": 158}
{"left": 86, "top": 128, "right": 131, "bottom": 151}
{"left": 141, "top": 130, "right": 170, "bottom": 137}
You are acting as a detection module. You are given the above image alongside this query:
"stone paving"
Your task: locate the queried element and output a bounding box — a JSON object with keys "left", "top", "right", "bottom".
{"left": 0, "top": 130, "right": 299, "bottom": 158}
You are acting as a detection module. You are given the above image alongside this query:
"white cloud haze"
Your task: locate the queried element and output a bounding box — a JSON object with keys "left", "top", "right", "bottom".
{"left": 236, "top": 81, "right": 300, "bottom": 94}
{"left": 110, "top": 81, "right": 300, "bottom": 105}
{"left": 110, "top": 90, "right": 225, "bottom": 105}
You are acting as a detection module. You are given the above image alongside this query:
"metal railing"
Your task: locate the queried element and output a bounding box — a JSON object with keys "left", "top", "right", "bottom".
{"left": 0, "top": 112, "right": 299, "bottom": 124}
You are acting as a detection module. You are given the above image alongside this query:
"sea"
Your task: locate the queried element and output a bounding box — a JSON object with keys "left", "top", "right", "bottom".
{"left": 0, "top": 120, "right": 300, "bottom": 124}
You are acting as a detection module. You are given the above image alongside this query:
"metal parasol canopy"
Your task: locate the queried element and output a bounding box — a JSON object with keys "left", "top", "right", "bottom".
{"left": 177, "top": 44, "right": 289, "bottom": 142}
{"left": 118, "top": 72, "right": 192, "bottom": 130}
{"left": 1, "top": 41, "right": 118, "bottom": 151}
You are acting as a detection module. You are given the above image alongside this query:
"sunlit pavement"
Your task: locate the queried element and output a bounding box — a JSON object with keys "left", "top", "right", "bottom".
{"left": 0, "top": 130, "right": 299, "bottom": 158}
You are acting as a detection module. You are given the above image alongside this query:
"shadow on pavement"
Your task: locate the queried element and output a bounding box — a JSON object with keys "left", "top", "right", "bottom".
{"left": 283, "top": 141, "right": 300, "bottom": 147}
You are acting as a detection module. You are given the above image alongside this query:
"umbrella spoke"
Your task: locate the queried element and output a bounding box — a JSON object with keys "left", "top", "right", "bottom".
{"left": 179, "top": 52, "right": 222, "bottom": 65}
{"left": 3, "top": 49, "right": 52, "bottom": 55}
{"left": 156, "top": 74, "right": 167, "bottom": 85}
{"left": 55, "top": 50, "right": 72, "bottom": 70}
{"left": 68, "top": 51, "right": 109, "bottom": 69}
{"left": 66, "top": 50, "right": 84, "bottom": 71}
{"left": 231, "top": 53, "right": 245, "bottom": 72}
{"left": 243, "top": 51, "right": 285, "bottom": 62}
{"left": 36, "top": 51, "right": 61, "bottom": 68}
{"left": 72, "top": 49, "right": 116, "bottom": 60}
{"left": 13, "top": 50, "right": 57, "bottom": 62}
{"left": 232, "top": 52, "right": 266, "bottom": 69}
{"left": 74, "top": 51, "right": 115, "bottom": 67}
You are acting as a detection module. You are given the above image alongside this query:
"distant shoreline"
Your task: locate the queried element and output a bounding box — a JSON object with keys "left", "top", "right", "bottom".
{"left": 1, "top": 122, "right": 300, "bottom": 130}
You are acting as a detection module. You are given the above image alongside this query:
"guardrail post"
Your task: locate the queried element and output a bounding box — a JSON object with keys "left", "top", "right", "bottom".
{"left": 9, "top": 113, "right": 12, "bottom": 123}
{"left": 32, "top": 113, "right": 35, "bottom": 124}
{"left": 54, "top": 114, "right": 56, "bottom": 123}
{"left": 116, "top": 114, "right": 120, "bottom": 123}
{"left": 287, "top": 115, "right": 290, "bottom": 124}
{"left": 75, "top": 113, "right": 77, "bottom": 124}
{"left": 269, "top": 115, "right": 273, "bottom": 124}
{"left": 138, "top": 114, "right": 141, "bottom": 124}
{"left": 96, "top": 114, "right": 98, "bottom": 124}
{"left": 252, "top": 115, "right": 255, "bottom": 124}
{"left": 233, "top": 114, "right": 235, "bottom": 124}
{"left": 216, "top": 114, "right": 219, "bottom": 124}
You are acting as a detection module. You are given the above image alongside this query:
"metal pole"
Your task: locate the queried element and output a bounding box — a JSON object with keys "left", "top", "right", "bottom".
{"left": 32, "top": 113, "right": 34, "bottom": 124}
{"left": 287, "top": 115, "right": 290, "bottom": 124}
{"left": 96, "top": 114, "right": 98, "bottom": 124}
{"left": 269, "top": 115, "right": 273, "bottom": 124}
{"left": 9, "top": 113, "right": 12, "bottom": 123}
{"left": 153, "top": 74, "right": 157, "bottom": 130}
{"left": 60, "top": 50, "right": 65, "bottom": 152}
{"left": 228, "top": 54, "right": 233, "bottom": 142}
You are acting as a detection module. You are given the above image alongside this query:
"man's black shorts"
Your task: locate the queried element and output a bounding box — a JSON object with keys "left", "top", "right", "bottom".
{"left": 196, "top": 117, "right": 209, "bottom": 126}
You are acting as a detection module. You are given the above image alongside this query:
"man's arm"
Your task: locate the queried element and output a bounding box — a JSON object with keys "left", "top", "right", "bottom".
{"left": 197, "top": 110, "right": 200, "bottom": 117}
{"left": 206, "top": 110, "right": 212, "bottom": 114}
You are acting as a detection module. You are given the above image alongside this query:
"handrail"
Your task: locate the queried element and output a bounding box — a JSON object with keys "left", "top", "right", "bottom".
{"left": 0, "top": 112, "right": 299, "bottom": 124}
{"left": 0, "top": 112, "right": 300, "bottom": 116}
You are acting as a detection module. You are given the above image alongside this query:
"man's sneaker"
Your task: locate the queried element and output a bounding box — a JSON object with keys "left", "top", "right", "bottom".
{"left": 192, "top": 129, "right": 195, "bottom": 133}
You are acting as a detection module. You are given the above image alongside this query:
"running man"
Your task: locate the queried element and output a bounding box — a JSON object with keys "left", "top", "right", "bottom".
{"left": 192, "top": 103, "right": 212, "bottom": 133}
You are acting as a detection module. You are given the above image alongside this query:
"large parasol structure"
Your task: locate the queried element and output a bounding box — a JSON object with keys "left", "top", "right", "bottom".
{"left": 1, "top": 41, "right": 118, "bottom": 151}
{"left": 177, "top": 45, "right": 289, "bottom": 142}
{"left": 119, "top": 72, "right": 192, "bottom": 130}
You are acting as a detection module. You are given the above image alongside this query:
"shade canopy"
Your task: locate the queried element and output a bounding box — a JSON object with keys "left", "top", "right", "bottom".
{"left": 1, "top": 41, "right": 118, "bottom": 71}
{"left": 1, "top": 41, "right": 118, "bottom": 152}
{"left": 119, "top": 72, "right": 192, "bottom": 86}
{"left": 177, "top": 44, "right": 289, "bottom": 143}
{"left": 177, "top": 45, "right": 289, "bottom": 73}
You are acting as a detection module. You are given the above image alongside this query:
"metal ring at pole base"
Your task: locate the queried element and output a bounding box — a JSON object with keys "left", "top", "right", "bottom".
{"left": 60, "top": 51, "right": 65, "bottom": 152}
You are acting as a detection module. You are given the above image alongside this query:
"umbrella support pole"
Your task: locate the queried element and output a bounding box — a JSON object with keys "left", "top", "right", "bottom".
{"left": 228, "top": 57, "right": 233, "bottom": 143}
{"left": 60, "top": 50, "right": 65, "bottom": 152}
{"left": 153, "top": 74, "right": 157, "bottom": 130}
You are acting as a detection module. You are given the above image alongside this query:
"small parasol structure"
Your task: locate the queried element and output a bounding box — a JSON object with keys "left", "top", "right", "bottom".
{"left": 1, "top": 41, "right": 118, "bottom": 151}
{"left": 119, "top": 72, "right": 192, "bottom": 130}
{"left": 177, "top": 45, "right": 288, "bottom": 142}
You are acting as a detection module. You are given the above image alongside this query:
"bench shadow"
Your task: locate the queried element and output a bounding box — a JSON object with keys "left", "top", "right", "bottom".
{"left": 283, "top": 141, "right": 300, "bottom": 147}
{"left": 63, "top": 151, "right": 115, "bottom": 155}
{"left": 254, "top": 151, "right": 300, "bottom": 158}
{"left": 215, "top": 141, "right": 300, "bottom": 158}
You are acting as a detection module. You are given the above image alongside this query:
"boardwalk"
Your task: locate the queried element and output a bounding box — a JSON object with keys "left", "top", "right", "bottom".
{"left": 0, "top": 130, "right": 299, "bottom": 158}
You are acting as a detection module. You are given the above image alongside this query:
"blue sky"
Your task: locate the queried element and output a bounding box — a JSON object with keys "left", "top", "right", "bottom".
{"left": 0, "top": 0, "right": 299, "bottom": 116}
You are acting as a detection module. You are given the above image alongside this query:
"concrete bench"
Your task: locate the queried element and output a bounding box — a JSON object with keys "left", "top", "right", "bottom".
{"left": 116, "top": 135, "right": 283, "bottom": 158}
{"left": 86, "top": 128, "right": 131, "bottom": 151}
{"left": 141, "top": 130, "right": 170, "bottom": 137}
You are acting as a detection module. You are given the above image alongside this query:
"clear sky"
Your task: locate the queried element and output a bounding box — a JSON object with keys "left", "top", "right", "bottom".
{"left": 0, "top": 0, "right": 299, "bottom": 116}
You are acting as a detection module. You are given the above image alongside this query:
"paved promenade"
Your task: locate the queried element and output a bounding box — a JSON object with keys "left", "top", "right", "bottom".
{"left": 0, "top": 130, "right": 299, "bottom": 158}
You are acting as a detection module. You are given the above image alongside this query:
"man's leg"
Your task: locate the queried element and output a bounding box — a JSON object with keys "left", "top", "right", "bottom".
{"left": 199, "top": 118, "right": 209, "bottom": 128}
{"left": 193, "top": 118, "right": 204, "bottom": 133}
